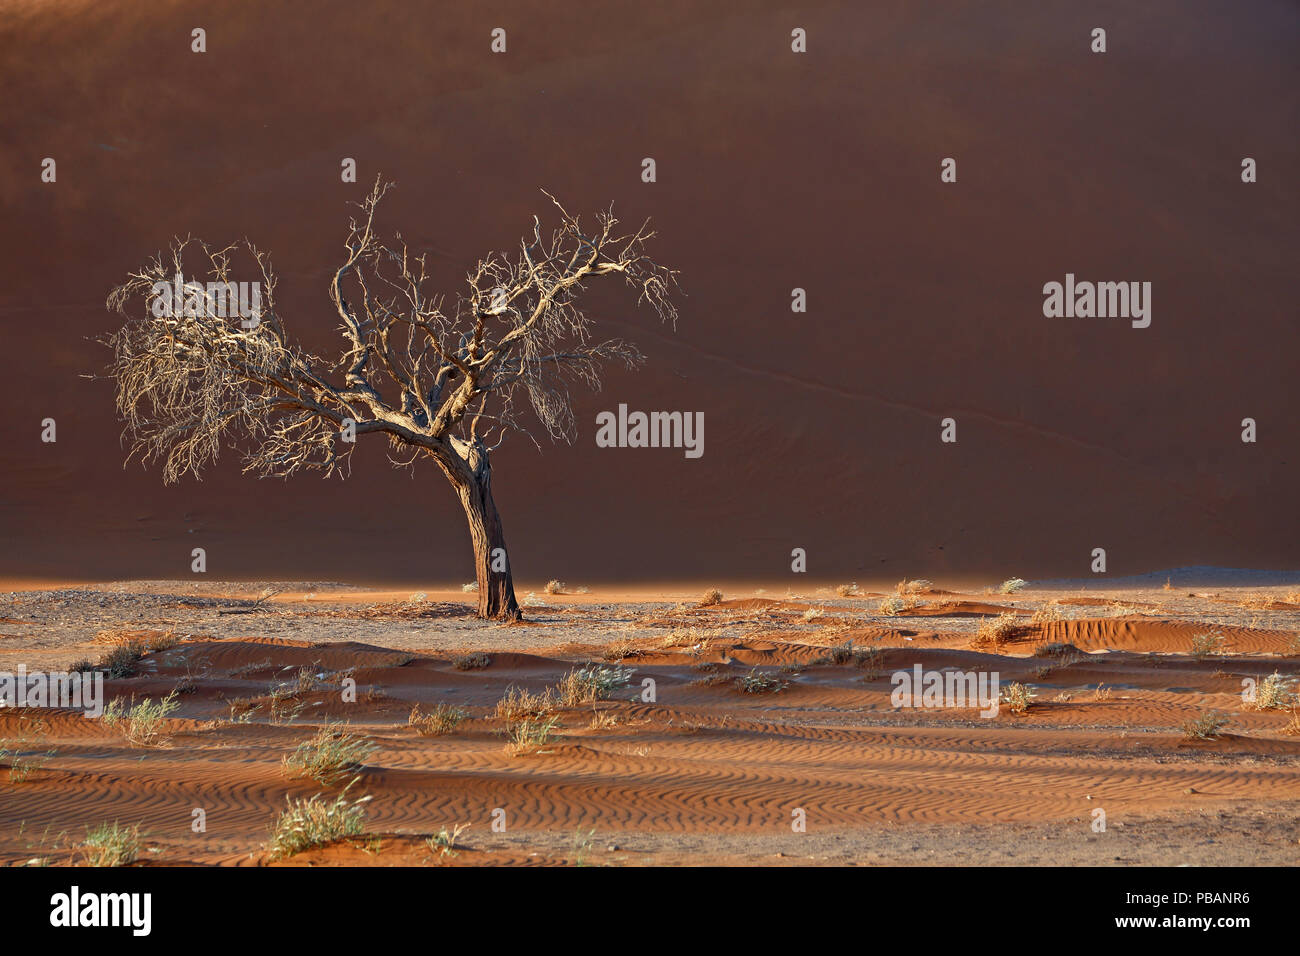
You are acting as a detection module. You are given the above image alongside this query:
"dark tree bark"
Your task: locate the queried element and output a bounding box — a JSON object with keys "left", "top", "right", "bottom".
{"left": 445, "top": 449, "right": 520, "bottom": 621}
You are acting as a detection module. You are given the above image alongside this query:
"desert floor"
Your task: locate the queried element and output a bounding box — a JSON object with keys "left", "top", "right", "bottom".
{"left": 1, "top": 574, "right": 1298, "bottom": 866}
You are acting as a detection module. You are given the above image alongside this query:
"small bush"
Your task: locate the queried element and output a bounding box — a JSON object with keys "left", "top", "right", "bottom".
{"left": 408, "top": 703, "right": 468, "bottom": 737}
{"left": 1252, "top": 672, "right": 1296, "bottom": 711}
{"left": 998, "top": 578, "right": 1027, "bottom": 594}
{"left": 1182, "top": 710, "right": 1230, "bottom": 740}
{"left": 1033, "top": 641, "right": 1080, "bottom": 658}
{"left": 814, "top": 639, "right": 880, "bottom": 669}
{"left": 553, "top": 664, "right": 634, "bottom": 707}
{"left": 505, "top": 715, "right": 560, "bottom": 755}
{"left": 701, "top": 588, "right": 724, "bottom": 606}
{"left": 95, "top": 631, "right": 181, "bottom": 679}
{"left": 973, "top": 612, "right": 1020, "bottom": 650}
{"left": 602, "top": 639, "right": 641, "bottom": 662}
{"left": 282, "top": 722, "right": 379, "bottom": 785}
{"left": 461, "top": 581, "right": 479, "bottom": 592}
{"left": 494, "top": 686, "right": 557, "bottom": 721}
{"left": 545, "top": 579, "right": 567, "bottom": 595}
{"left": 99, "top": 641, "right": 148, "bottom": 679}
{"left": 100, "top": 691, "right": 181, "bottom": 747}
{"left": 836, "top": 583, "right": 861, "bottom": 597}
{"left": 1191, "top": 631, "right": 1227, "bottom": 659}
{"left": 78, "top": 822, "right": 144, "bottom": 867}
{"left": 877, "top": 595, "right": 907, "bottom": 615}
{"left": 735, "top": 668, "right": 787, "bottom": 694}
{"left": 897, "top": 578, "right": 932, "bottom": 595}
{"left": 452, "top": 652, "right": 491, "bottom": 671}
{"left": 267, "top": 786, "right": 371, "bottom": 860}
{"left": 999, "top": 682, "right": 1036, "bottom": 715}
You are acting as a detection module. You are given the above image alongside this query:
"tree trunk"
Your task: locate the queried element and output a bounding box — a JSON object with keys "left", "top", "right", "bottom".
{"left": 454, "top": 463, "right": 521, "bottom": 622}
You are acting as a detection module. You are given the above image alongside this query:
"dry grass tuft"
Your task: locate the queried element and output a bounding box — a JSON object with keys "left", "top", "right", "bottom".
{"left": 282, "top": 722, "right": 379, "bottom": 785}
{"left": 267, "top": 784, "right": 371, "bottom": 860}
{"left": 1182, "top": 710, "right": 1229, "bottom": 740}
{"left": 494, "top": 686, "right": 558, "bottom": 721}
{"left": 451, "top": 652, "right": 491, "bottom": 670}
{"left": 100, "top": 691, "right": 181, "bottom": 747}
{"left": 972, "top": 612, "right": 1020, "bottom": 650}
{"left": 505, "top": 715, "right": 561, "bottom": 755}
{"left": 78, "top": 822, "right": 145, "bottom": 867}
{"left": 408, "top": 703, "right": 468, "bottom": 737}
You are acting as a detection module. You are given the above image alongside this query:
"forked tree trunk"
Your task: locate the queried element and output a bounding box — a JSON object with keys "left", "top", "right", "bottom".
{"left": 453, "top": 462, "right": 521, "bottom": 622}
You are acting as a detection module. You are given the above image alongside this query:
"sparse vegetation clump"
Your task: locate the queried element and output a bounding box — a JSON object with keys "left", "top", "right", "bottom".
{"left": 814, "top": 639, "right": 880, "bottom": 669}
{"left": 1282, "top": 708, "right": 1300, "bottom": 736}
{"left": 100, "top": 690, "right": 181, "bottom": 747}
{"left": 877, "top": 595, "right": 914, "bottom": 615}
{"left": 735, "top": 668, "right": 787, "bottom": 694}
{"left": 701, "top": 588, "right": 724, "bottom": 606}
{"left": 78, "top": 822, "right": 145, "bottom": 867}
{"left": 452, "top": 652, "right": 491, "bottom": 670}
{"left": 602, "top": 639, "right": 641, "bottom": 662}
{"left": 973, "top": 612, "right": 1020, "bottom": 649}
{"left": 1033, "top": 641, "right": 1081, "bottom": 659}
{"left": 505, "top": 715, "right": 561, "bottom": 755}
{"left": 663, "top": 627, "right": 718, "bottom": 649}
{"left": 545, "top": 579, "right": 568, "bottom": 595}
{"left": 461, "top": 581, "right": 479, "bottom": 593}
{"left": 99, "top": 641, "right": 148, "bottom": 679}
{"left": 998, "top": 578, "right": 1027, "bottom": 594}
{"left": 408, "top": 703, "right": 468, "bottom": 737}
{"left": 1190, "top": 631, "right": 1227, "bottom": 659}
{"left": 999, "top": 682, "right": 1036, "bottom": 715}
{"left": 1030, "top": 601, "right": 1069, "bottom": 625}
{"left": 493, "top": 686, "right": 557, "bottom": 721}
{"left": 282, "top": 722, "right": 379, "bottom": 785}
{"left": 836, "top": 583, "right": 861, "bottom": 597}
{"left": 0, "top": 717, "right": 55, "bottom": 783}
{"left": 554, "top": 664, "right": 634, "bottom": 706}
{"left": 897, "top": 578, "right": 932, "bottom": 595}
{"left": 427, "top": 823, "right": 470, "bottom": 859}
{"left": 1251, "top": 672, "right": 1296, "bottom": 711}
{"left": 227, "top": 696, "right": 260, "bottom": 722}
{"left": 95, "top": 630, "right": 182, "bottom": 678}
{"left": 267, "top": 785, "right": 371, "bottom": 860}
{"left": 1182, "top": 710, "right": 1230, "bottom": 740}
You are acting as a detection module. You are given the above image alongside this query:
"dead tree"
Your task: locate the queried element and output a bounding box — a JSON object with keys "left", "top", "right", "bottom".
{"left": 104, "top": 178, "right": 678, "bottom": 620}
